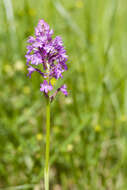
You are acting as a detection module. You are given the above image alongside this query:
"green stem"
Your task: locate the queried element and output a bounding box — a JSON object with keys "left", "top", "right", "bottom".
{"left": 44, "top": 97, "right": 50, "bottom": 190}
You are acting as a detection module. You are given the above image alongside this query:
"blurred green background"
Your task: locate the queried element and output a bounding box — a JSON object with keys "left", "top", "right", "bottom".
{"left": 0, "top": 0, "right": 127, "bottom": 189}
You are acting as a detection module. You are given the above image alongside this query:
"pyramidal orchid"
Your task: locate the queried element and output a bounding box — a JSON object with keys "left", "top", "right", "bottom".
{"left": 25, "top": 19, "right": 68, "bottom": 190}
{"left": 25, "top": 19, "right": 68, "bottom": 99}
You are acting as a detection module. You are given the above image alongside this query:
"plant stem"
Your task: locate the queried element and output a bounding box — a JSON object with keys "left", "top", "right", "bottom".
{"left": 44, "top": 97, "right": 50, "bottom": 190}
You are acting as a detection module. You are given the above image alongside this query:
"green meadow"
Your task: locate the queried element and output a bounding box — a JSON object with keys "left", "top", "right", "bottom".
{"left": 0, "top": 0, "right": 127, "bottom": 189}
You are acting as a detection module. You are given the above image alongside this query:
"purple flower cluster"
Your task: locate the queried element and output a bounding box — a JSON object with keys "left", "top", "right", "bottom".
{"left": 25, "top": 19, "right": 68, "bottom": 100}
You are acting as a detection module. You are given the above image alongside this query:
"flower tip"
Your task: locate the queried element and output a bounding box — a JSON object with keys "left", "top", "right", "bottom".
{"left": 60, "top": 84, "right": 68, "bottom": 96}
{"left": 40, "top": 80, "right": 53, "bottom": 94}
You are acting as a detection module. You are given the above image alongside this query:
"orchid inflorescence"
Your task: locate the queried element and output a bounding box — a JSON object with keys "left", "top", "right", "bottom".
{"left": 25, "top": 19, "right": 68, "bottom": 101}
